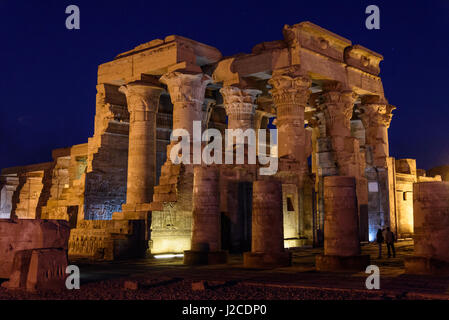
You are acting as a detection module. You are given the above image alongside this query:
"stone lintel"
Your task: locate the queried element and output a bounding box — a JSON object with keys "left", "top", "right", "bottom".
{"left": 99, "top": 36, "right": 222, "bottom": 85}
{"left": 212, "top": 49, "right": 290, "bottom": 86}
{"left": 297, "top": 21, "right": 352, "bottom": 46}
{"left": 346, "top": 66, "right": 385, "bottom": 97}
{"left": 212, "top": 49, "right": 384, "bottom": 98}
{"left": 284, "top": 21, "right": 352, "bottom": 63}
{"left": 344, "top": 44, "right": 383, "bottom": 76}
{"left": 115, "top": 35, "right": 222, "bottom": 63}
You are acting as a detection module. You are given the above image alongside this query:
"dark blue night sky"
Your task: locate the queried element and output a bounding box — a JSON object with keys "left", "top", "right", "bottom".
{"left": 0, "top": 0, "right": 448, "bottom": 170}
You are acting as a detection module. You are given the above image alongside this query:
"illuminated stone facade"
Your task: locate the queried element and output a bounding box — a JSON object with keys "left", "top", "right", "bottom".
{"left": 0, "top": 22, "right": 442, "bottom": 261}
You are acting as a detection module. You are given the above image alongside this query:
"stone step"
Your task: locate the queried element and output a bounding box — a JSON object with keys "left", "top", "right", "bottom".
{"left": 158, "top": 176, "right": 179, "bottom": 186}
{"left": 153, "top": 193, "right": 177, "bottom": 203}
{"left": 154, "top": 184, "right": 177, "bottom": 194}
{"left": 160, "top": 163, "right": 181, "bottom": 175}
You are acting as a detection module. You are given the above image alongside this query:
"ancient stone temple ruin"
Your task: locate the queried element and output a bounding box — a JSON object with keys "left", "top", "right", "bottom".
{"left": 0, "top": 21, "right": 442, "bottom": 264}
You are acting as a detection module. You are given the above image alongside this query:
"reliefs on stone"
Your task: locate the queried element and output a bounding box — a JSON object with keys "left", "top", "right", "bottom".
{"left": 318, "top": 83, "right": 359, "bottom": 176}
{"left": 268, "top": 73, "right": 311, "bottom": 110}
{"left": 160, "top": 72, "right": 211, "bottom": 105}
{"left": 359, "top": 103, "right": 395, "bottom": 130}
{"left": 160, "top": 72, "right": 212, "bottom": 135}
{"left": 320, "top": 83, "right": 358, "bottom": 136}
{"left": 268, "top": 72, "right": 311, "bottom": 163}
{"left": 359, "top": 97, "right": 395, "bottom": 167}
{"left": 119, "top": 83, "right": 163, "bottom": 116}
{"left": 220, "top": 86, "right": 261, "bottom": 131}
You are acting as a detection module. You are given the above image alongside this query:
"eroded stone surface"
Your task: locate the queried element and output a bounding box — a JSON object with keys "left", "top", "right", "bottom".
{"left": 0, "top": 219, "right": 70, "bottom": 286}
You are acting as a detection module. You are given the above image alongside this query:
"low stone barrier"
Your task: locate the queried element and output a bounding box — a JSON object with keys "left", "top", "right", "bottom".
{"left": 0, "top": 219, "right": 70, "bottom": 291}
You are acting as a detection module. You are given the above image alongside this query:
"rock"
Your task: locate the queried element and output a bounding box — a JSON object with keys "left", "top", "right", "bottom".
{"left": 0, "top": 219, "right": 70, "bottom": 279}
{"left": 2, "top": 248, "right": 68, "bottom": 291}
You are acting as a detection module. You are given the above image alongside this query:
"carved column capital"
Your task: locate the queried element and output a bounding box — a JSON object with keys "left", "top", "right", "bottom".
{"left": 160, "top": 72, "right": 212, "bottom": 105}
{"left": 359, "top": 103, "right": 395, "bottom": 129}
{"left": 220, "top": 86, "right": 260, "bottom": 115}
{"left": 359, "top": 96, "right": 395, "bottom": 167}
{"left": 160, "top": 72, "right": 211, "bottom": 135}
{"left": 268, "top": 73, "right": 311, "bottom": 107}
{"left": 220, "top": 86, "right": 261, "bottom": 130}
{"left": 320, "top": 84, "right": 358, "bottom": 135}
{"left": 383, "top": 104, "right": 396, "bottom": 128}
{"left": 119, "top": 82, "right": 163, "bottom": 116}
{"left": 267, "top": 71, "right": 311, "bottom": 163}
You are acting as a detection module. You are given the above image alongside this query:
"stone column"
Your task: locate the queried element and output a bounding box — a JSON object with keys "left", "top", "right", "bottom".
{"left": 268, "top": 71, "right": 311, "bottom": 163}
{"left": 119, "top": 82, "right": 163, "bottom": 211}
{"left": 220, "top": 86, "right": 260, "bottom": 164}
{"left": 405, "top": 181, "right": 449, "bottom": 275}
{"left": 148, "top": 73, "right": 211, "bottom": 254}
{"left": 160, "top": 72, "right": 212, "bottom": 138}
{"left": 320, "top": 82, "right": 359, "bottom": 176}
{"left": 184, "top": 166, "right": 227, "bottom": 265}
{"left": 244, "top": 180, "right": 291, "bottom": 268}
{"left": 359, "top": 96, "right": 395, "bottom": 168}
{"left": 308, "top": 112, "right": 328, "bottom": 245}
{"left": 359, "top": 96, "right": 395, "bottom": 238}
{"left": 220, "top": 86, "right": 260, "bottom": 131}
{"left": 315, "top": 176, "right": 370, "bottom": 271}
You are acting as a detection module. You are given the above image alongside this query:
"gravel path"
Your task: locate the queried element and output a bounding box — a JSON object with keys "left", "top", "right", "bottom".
{"left": 0, "top": 277, "right": 430, "bottom": 300}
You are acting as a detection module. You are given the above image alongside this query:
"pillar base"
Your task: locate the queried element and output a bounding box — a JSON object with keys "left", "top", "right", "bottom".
{"left": 243, "top": 251, "right": 292, "bottom": 269}
{"left": 183, "top": 250, "right": 228, "bottom": 265}
{"left": 405, "top": 256, "right": 449, "bottom": 276}
{"left": 315, "top": 254, "right": 370, "bottom": 272}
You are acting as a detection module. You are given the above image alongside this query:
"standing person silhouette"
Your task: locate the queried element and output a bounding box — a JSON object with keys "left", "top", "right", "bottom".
{"left": 376, "top": 228, "right": 384, "bottom": 258}
{"left": 385, "top": 227, "right": 396, "bottom": 258}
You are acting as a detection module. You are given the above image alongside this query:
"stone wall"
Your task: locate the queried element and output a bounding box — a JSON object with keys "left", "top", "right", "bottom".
{"left": 0, "top": 175, "right": 19, "bottom": 219}
{"left": 1, "top": 163, "right": 53, "bottom": 220}
{"left": 68, "top": 219, "right": 147, "bottom": 260}
{"left": 395, "top": 173, "right": 415, "bottom": 238}
{"left": 84, "top": 84, "right": 129, "bottom": 220}
{"left": 150, "top": 161, "right": 194, "bottom": 254}
{"left": 40, "top": 148, "right": 71, "bottom": 220}
{"left": 392, "top": 158, "right": 441, "bottom": 239}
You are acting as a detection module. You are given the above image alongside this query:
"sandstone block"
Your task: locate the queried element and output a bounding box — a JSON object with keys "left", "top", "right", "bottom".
{"left": 0, "top": 219, "right": 70, "bottom": 278}
{"left": 2, "top": 248, "right": 68, "bottom": 291}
